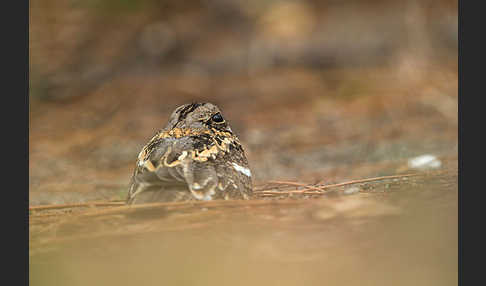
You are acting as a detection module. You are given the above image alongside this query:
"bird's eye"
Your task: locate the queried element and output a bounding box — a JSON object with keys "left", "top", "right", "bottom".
{"left": 211, "top": 113, "right": 224, "bottom": 123}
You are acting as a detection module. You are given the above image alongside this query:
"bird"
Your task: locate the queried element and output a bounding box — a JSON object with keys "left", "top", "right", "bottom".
{"left": 126, "top": 102, "right": 253, "bottom": 204}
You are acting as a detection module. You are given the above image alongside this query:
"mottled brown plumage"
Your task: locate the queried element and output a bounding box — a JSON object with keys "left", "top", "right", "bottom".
{"left": 127, "top": 103, "right": 252, "bottom": 204}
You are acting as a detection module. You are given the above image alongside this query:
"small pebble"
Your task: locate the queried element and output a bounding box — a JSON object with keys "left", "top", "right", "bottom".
{"left": 408, "top": 154, "right": 442, "bottom": 170}
{"left": 344, "top": 187, "right": 360, "bottom": 195}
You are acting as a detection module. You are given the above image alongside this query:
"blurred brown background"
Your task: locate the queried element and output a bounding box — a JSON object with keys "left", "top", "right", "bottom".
{"left": 29, "top": 0, "right": 458, "bottom": 205}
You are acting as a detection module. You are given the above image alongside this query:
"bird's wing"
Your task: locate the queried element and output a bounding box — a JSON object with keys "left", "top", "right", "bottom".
{"left": 127, "top": 134, "right": 186, "bottom": 203}
{"left": 127, "top": 132, "right": 251, "bottom": 203}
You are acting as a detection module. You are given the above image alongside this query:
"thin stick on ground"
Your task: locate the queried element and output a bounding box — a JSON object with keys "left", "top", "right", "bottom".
{"left": 266, "top": 181, "right": 326, "bottom": 192}
{"left": 314, "top": 173, "right": 419, "bottom": 189}
{"left": 29, "top": 201, "right": 125, "bottom": 211}
{"left": 255, "top": 173, "right": 420, "bottom": 195}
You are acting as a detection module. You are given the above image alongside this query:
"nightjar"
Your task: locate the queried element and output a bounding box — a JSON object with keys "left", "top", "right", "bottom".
{"left": 126, "top": 103, "right": 252, "bottom": 204}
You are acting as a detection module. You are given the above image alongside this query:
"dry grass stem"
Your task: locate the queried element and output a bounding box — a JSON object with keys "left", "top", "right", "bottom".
{"left": 29, "top": 201, "right": 125, "bottom": 211}
{"left": 255, "top": 173, "right": 421, "bottom": 196}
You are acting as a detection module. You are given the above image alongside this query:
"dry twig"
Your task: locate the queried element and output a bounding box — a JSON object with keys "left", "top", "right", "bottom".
{"left": 29, "top": 201, "right": 125, "bottom": 211}
{"left": 255, "top": 173, "right": 420, "bottom": 196}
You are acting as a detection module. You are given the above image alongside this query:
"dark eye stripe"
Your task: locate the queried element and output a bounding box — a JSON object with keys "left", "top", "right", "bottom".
{"left": 178, "top": 103, "right": 203, "bottom": 122}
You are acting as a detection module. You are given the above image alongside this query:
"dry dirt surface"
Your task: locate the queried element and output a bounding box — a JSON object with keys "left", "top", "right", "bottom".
{"left": 30, "top": 168, "right": 457, "bottom": 286}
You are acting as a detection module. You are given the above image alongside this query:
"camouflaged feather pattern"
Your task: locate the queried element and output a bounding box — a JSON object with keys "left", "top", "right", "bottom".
{"left": 127, "top": 103, "right": 252, "bottom": 204}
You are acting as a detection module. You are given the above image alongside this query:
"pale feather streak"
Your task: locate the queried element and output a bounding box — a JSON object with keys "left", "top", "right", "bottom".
{"left": 231, "top": 162, "right": 252, "bottom": 177}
